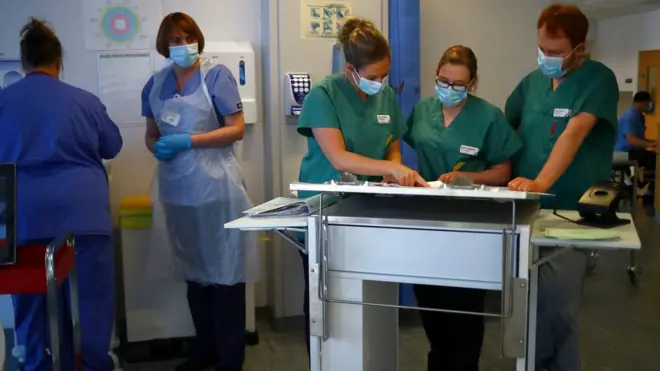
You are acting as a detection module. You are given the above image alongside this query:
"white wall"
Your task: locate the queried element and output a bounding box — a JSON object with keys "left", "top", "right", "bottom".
{"left": 0, "top": 0, "right": 269, "bottom": 323}
{"left": 419, "top": 0, "right": 548, "bottom": 109}
{"left": 592, "top": 9, "right": 660, "bottom": 91}
{"left": 0, "top": 0, "right": 266, "bottom": 220}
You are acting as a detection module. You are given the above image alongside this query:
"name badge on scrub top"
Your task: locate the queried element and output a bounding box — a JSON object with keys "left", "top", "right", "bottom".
{"left": 553, "top": 108, "right": 571, "bottom": 118}
{"left": 459, "top": 145, "right": 479, "bottom": 156}
{"left": 376, "top": 114, "right": 391, "bottom": 124}
{"left": 161, "top": 112, "right": 181, "bottom": 127}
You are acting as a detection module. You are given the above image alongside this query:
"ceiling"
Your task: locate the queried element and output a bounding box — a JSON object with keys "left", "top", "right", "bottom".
{"left": 555, "top": 0, "right": 660, "bottom": 18}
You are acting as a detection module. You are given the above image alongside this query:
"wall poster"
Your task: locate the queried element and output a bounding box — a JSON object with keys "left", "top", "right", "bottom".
{"left": 301, "top": 1, "right": 352, "bottom": 39}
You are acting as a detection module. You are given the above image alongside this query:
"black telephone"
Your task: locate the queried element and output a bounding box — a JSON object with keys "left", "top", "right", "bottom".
{"left": 576, "top": 181, "right": 630, "bottom": 228}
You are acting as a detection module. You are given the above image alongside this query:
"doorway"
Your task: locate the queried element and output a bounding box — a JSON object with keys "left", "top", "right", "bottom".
{"left": 637, "top": 50, "right": 660, "bottom": 211}
{"left": 638, "top": 50, "right": 660, "bottom": 139}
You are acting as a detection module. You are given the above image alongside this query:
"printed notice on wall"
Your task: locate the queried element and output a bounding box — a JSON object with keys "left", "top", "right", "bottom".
{"left": 301, "top": 1, "right": 352, "bottom": 39}
{"left": 98, "top": 51, "right": 152, "bottom": 126}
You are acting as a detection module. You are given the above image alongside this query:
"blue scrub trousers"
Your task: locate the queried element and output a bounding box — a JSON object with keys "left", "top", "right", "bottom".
{"left": 12, "top": 234, "right": 115, "bottom": 371}
{"left": 186, "top": 281, "right": 246, "bottom": 369}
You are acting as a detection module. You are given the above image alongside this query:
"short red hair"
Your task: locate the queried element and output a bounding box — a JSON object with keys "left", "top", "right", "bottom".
{"left": 537, "top": 4, "right": 589, "bottom": 48}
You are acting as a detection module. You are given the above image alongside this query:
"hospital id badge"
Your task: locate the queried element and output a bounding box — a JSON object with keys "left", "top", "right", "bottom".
{"left": 161, "top": 112, "right": 181, "bottom": 127}
{"left": 459, "top": 145, "right": 479, "bottom": 156}
{"left": 553, "top": 108, "right": 571, "bottom": 118}
{"left": 376, "top": 114, "right": 391, "bottom": 124}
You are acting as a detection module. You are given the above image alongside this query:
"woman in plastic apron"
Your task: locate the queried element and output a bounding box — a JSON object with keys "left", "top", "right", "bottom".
{"left": 142, "top": 12, "right": 257, "bottom": 371}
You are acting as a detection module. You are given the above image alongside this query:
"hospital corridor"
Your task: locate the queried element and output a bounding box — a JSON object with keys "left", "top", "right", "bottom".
{"left": 1, "top": 0, "right": 660, "bottom": 370}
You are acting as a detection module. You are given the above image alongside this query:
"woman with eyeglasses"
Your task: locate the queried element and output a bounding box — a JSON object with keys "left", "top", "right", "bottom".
{"left": 404, "top": 45, "right": 522, "bottom": 371}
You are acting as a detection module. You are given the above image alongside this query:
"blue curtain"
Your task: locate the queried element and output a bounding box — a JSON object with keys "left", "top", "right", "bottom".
{"left": 332, "top": 43, "right": 345, "bottom": 74}
{"left": 389, "top": 0, "right": 421, "bottom": 306}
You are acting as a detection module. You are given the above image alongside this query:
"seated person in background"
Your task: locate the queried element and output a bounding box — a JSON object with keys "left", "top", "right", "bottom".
{"left": 615, "top": 91, "right": 656, "bottom": 158}
{"left": 615, "top": 91, "right": 656, "bottom": 196}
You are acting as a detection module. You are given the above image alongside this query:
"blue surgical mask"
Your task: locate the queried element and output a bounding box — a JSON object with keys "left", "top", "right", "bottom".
{"left": 352, "top": 69, "right": 385, "bottom": 95}
{"left": 435, "top": 84, "right": 467, "bottom": 107}
{"left": 537, "top": 47, "right": 576, "bottom": 79}
{"left": 169, "top": 43, "right": 199, "bottom": 68}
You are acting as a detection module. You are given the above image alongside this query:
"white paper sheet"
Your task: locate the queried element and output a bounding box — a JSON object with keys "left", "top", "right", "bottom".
{"left": 300, "top": 1, "right": 352, "bottom": 39}
{"left": 98, "top": 51, "right": 152, "bottom": 126}
{"left": 83, "top": 0, "right": 162, "bottom": 51}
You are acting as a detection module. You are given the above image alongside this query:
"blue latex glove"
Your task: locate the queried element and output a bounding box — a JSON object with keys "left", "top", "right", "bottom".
{"left": 153, "top": 134, "right": 191, "bottom": 161}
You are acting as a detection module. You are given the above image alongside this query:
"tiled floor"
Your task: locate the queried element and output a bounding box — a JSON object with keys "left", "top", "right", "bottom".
{"left": 124, "top": 206, "right": 660, "bottom": 370}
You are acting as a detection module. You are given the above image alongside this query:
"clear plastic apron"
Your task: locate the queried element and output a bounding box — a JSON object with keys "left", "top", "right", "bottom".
{"left": 145, "top": 60, "right": 259, "bottom": 285}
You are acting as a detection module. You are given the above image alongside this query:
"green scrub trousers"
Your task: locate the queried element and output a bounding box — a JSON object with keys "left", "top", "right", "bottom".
{"left": 505, "top": 60, "right": 619, "bottom": 371}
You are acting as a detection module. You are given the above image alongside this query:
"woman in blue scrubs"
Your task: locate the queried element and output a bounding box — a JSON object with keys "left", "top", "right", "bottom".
{"left": 141, "top": 12, "right": 252, "bottom": 371}
{"left": 406, "top": 45, "right": 521, "bottom": 371}
{"left": 0, "top": 19, "right": 123, "bottom": 371}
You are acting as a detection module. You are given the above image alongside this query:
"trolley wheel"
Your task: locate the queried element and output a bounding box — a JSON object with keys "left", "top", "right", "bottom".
{"left": 627, "top": 265, "right": 641, "bottom": 285}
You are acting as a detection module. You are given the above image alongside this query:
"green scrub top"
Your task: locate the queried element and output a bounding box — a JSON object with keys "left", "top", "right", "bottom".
{"left": 505, "top": 60, "right": 619, "bottom": 210}
{"left": 404, "top": 95, "right": 522, "bottom": 181}
{"left": 297, "top": 74, "right": 407, "bottom": 199}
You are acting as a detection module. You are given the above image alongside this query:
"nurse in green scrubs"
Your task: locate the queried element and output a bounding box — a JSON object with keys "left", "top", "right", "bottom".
{"left": 505, "top": 5, "right": 619, "bottom": 371}
{"left": 295, "top": 17, "right": 427, "bottom": 356}
{"left": 407, "top": 45, "right": 521, "bottom": 371}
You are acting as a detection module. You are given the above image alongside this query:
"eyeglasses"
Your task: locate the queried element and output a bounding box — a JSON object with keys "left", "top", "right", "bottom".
{"left": 435, "top": 79, "right": 469, "bottom": 92}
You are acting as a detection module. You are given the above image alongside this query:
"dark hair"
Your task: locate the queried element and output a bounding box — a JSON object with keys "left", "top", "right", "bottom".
{"left": 19, "top": 18, "right": 62, "bottom": 71}
{"left": 437, "top": 45, "right": 478, "bottom": 82}
{"left": 156, "top": 12, "right": 205, "bottom": 58}
{"left": 634, "top": 91, "right": 652, "bottom": 103}
{"left": 538, "top": 4, "right": 589, "bottom": 48}
{"left": 338, "top": 17, "right": 390, "bottom": 71}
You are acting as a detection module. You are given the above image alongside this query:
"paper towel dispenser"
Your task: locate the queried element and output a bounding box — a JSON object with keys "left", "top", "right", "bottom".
{"left": 203, "top": 42, "right": 258, "bottom": 124}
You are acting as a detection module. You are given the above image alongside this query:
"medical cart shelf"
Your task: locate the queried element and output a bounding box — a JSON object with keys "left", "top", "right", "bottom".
{"left": 226, "top": 185, "right": 640, "bottom": 371}
{"left": 0, "top": 232, "right": 82, "bottom": 371}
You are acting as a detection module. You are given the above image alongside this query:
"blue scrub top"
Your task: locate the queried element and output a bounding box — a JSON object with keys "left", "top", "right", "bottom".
{"left": 0, "top": 74, "right": 122, "bottom": 242}
{"left": 141, "top": 64, "right": 243, "bottom": 123}
{"left": 615, "top": 106, "right": 646, "bottom": 151}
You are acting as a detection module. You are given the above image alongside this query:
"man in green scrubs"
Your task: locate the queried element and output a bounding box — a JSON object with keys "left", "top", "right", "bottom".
{"left": 295, "top": 17, "right": 425, "bottom": 357}
{"left": 407, "top": 45, "right": 522, "bottom": 371}
{"left": 505, "top": 5, "right": 619, "bottom": 370}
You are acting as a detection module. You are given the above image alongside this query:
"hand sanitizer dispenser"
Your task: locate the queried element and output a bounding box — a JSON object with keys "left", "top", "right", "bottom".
{"left": 284, "top": 73, "right": 312, "bottom": 116}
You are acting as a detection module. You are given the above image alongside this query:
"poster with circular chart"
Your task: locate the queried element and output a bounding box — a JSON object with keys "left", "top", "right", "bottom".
{"left": 82, "top": 0, "right": 162, "bottom": 51}
{"left": 0, "top": 60, "right": 24, "bottom": 91}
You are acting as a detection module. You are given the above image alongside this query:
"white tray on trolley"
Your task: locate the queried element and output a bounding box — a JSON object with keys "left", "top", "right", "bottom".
{"left": 290, "top": 181, "right": 547, "bottom": 201}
